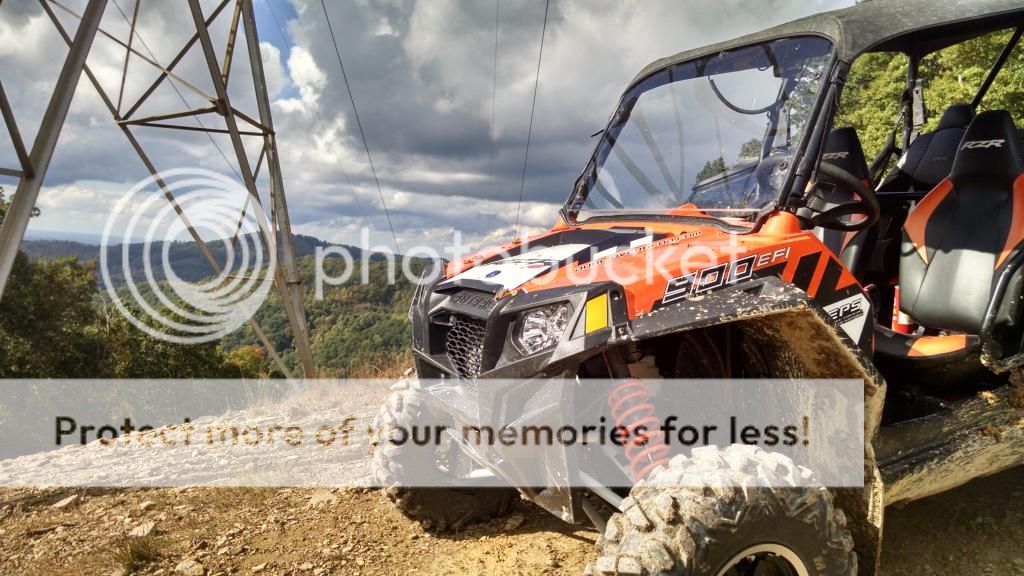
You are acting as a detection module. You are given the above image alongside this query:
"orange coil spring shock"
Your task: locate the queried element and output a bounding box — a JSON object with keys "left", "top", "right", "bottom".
{"left": 607, "top": 378, "right": 670, "bottom": 480}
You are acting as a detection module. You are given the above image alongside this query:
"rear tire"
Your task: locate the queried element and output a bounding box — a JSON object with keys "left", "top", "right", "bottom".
{"left": 371, "top": 378, "right": 518, "bottom": 531}
{"left": 587, "top": 444, "right": 856, "bottom": 575}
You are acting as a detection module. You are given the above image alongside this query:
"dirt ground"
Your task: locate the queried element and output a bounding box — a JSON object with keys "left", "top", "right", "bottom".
{"left": 1, "top": 466, "right": 1022, "bottom": 576}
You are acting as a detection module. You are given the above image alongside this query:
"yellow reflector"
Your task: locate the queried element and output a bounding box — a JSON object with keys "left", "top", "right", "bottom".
{"left": 585, "top": 293, "right": 609, "bottom": 333}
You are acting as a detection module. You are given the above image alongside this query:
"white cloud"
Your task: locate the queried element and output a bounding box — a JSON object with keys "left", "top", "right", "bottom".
{"left": 276, "top": 45, "right": 325, "bottom": 115}
{"left": 1, "top": 0, "right": 854, "bottom": 252}
{"left": 373, "top": 17, "right": 397, "bottom": 38}
{"left": 31, "top": 179, "right": 131, "bottom": 234}
{"left": 260, "top": 41, "right": 287, "bottom": 98}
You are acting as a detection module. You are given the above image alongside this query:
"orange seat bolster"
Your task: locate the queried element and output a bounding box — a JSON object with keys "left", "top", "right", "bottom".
{"left": 906, "top": 334, "right": 969, "bottom": 357}
{"left": 996, "top": 173, "right": 1024, "bottom": 268}
{"left": 904, "top": 178, "right": 954, "bottom": 264}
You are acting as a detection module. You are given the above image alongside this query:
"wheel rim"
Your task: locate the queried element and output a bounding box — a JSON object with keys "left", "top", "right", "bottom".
{"left": 715, "top": 543, "right": 810, "bottom": 576}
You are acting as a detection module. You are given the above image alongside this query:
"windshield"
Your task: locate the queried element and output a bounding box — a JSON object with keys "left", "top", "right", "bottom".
{"left": 566, "top": 36, "right": 835, "bottom": 226}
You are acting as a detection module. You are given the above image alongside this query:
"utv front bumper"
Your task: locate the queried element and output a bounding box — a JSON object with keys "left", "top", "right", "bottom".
{"left": 409, "top": 272, "right": 630, "bottom": 381}
{"left": 406, "top": 272, "right": 636, "bottom": 522}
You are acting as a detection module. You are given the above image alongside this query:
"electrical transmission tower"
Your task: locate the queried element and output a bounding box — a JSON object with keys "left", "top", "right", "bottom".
{"left": 0, "top": 0, "right": 316, "bottom": 378}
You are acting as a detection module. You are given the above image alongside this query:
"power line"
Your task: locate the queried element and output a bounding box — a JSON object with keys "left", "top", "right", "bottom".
{"left": 513, "top": 0, "right": 551, "bottom": 239}
{"left": 485, "top": 0, "right": 500, "bottom": 233}
{"left": 319, "top": 0, "right": 401, "bottom": 255}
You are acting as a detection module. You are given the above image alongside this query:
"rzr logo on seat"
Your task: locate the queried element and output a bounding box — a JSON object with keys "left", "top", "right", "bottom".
{"left": 961, "top": 139, "right": 1005, "bottom": 150}
{"left": 822, "top": 151, "right": 849, "bottom": 160}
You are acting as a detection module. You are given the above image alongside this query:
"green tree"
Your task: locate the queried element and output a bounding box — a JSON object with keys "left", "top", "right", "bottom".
{"left": 221, "top": 257, "right": 422, "bottom": 377}
{"left": 225, "top": 344, "right": 275, "bottom": 378}
{"left": 94, "top": 303, "right": 235, "bottom": 378}
{"left": 919, "top": 30, "right": 1024, "bottom": 128}
{"left": 0, "top": 186, "right": 238, "bottom": 378}
{"left": 695, "top": 157, "right": 727, "bottom": 183}
{"left": 836, "top": 28, "right": 1024, "bottom": 162}
{"left": 0, "top": 188, "right": 98, "bottom": 377}
{"left": 0, "top": 254, "right": 99, "bottom": 377}
{"left": 834, "top": 52, "right": 909, "bottom": 161}
{"left": 738, "top": 139, "right": 762, "bottom": 159}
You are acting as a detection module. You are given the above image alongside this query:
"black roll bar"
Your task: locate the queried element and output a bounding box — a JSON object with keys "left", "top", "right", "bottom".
{"left": 972, "top": 26, "right": 1024, "bottom": 109}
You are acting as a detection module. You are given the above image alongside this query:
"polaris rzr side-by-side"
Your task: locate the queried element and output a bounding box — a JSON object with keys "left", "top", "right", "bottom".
{"left": 371, "top": 1, "right": 1024, "bottom": 574}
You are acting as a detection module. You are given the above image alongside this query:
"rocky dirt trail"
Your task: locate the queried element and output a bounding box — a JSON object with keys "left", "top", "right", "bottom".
{"left": 0, "top": 464, "right": 1022, "bottom": 575}
{"left": 1, "top": 377, "right": 1022, "bottom": 574}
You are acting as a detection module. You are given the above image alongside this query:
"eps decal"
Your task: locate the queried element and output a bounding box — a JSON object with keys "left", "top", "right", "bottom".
{"left": 823, "top": 293, "right": 870, "bottom": 343}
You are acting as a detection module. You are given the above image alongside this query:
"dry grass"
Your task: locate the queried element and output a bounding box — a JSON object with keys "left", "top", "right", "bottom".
{"left": 345, "top": 349, "right": 413, "bottom": 379}
{"left": 112, "top": 536, "right": 160, "bottom": 574}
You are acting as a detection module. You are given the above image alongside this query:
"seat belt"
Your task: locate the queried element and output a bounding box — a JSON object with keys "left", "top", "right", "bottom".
{"left": 868, "top": 91, "right": 910, "bottom": 183}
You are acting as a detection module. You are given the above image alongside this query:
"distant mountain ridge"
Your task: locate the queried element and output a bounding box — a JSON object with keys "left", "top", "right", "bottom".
{"left": 24, "top": 229, "right": 106, "bottom": 244}
{"left": 20, "top": 234, "right": 381, "bottom": 286}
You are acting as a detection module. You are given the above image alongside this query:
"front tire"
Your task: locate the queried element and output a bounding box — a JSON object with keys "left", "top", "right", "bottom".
{"left": 371, "top": 378, "right": 518, "bottom": 531}
{"left": 588, "top": 445, "right": 856, "bottom": 575}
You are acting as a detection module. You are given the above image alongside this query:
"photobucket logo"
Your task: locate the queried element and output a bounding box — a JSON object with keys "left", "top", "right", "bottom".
{"left": 100, "top": 168, "right": 276, "bottom": 344}
{"left": 311, "top": 225, "right": 753, "bottom": 298}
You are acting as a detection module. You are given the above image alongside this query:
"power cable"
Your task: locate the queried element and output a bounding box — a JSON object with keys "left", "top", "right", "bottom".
{"left": 513, "top": 0, "right": 551, "bottom": 239}
{"left": 485, "top": 0, "right": 500, "bottom": 233}
{"left": 319, "top": 0, "right": 401, "bottom": 254}
{"left": 265, "top": 0, "right": 372, "bottom": 226}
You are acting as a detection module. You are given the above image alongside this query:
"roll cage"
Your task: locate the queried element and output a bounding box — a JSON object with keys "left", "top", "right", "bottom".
{"left": 867, "top": 26, "right": 1024, "bottom": 184}
{"left": 561, "top": 0, "right": 1024, "bottom": 233}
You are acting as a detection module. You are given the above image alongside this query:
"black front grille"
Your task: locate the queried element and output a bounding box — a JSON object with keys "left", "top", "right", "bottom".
{"left": 445, "top": 315, "right": 487, "bottom": 380}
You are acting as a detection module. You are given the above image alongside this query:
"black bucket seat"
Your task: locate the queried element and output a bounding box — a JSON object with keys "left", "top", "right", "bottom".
{"left": 875, "top": 110, "right": 1024, "bottom": 386}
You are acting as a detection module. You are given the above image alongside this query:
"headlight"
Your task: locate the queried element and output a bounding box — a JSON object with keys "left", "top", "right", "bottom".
{"left": 517, "top": 304, "right": 570, "bottom": 355}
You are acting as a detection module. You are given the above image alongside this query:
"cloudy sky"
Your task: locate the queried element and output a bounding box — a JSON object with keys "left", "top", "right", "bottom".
{"left": 0, "top": 0, "right": 852, "bottom": 253}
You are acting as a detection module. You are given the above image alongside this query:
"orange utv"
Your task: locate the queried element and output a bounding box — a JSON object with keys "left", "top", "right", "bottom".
{"left": 372, "top": 1, "right": 1024, "bottom": 574}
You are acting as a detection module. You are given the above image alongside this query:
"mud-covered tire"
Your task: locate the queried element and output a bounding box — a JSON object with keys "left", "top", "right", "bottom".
{"left": 371, "top": 378, "right": 518, "bottom": 531}
{"left": 588, "top": 445, "right": 856, "bottom": 576}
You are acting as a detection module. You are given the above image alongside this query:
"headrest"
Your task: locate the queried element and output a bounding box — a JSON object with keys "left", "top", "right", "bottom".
{"left": 950, "top": 110, "right": 1023, "bottom": 183}
{"left": 822, "top": 127, "right": 869, "bottom": 182}
{"left": 936, "top": 103, "right": 976, "bottom": 131}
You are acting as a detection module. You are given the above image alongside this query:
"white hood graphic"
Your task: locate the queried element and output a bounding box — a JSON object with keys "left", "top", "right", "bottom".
{"left": 442, "top": 244, "right": 591, "bottom": 291}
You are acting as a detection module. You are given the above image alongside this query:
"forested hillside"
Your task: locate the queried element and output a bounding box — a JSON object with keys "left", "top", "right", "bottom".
{"left": 220, "top": 257, "right": 423, "bottom": 378}
{"left": 0, "top": 189, "right": 236, "bottom": 378}
{"left": 20, "top": 235, "right": 375, "bottom": 286}
{"left": 0, "top": 188, "right": 420, "bottom": 379}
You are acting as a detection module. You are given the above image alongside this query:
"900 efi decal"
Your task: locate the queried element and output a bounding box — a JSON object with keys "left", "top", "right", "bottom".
{"left": 661, "top": 248, "right": 790, "bottom": 305}
{"left": 657, "top": 248, "right": 873, "bottom": 350}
